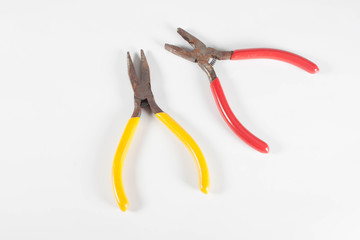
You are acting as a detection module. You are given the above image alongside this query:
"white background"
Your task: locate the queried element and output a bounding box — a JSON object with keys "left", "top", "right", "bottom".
{"left": 1, "top": 0, "right": 359, "bottom": 239}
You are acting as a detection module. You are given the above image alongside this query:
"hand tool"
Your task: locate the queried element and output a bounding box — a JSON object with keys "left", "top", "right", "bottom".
{"left": 165, "top": 28, "right": 319, "bottom": 153}
{"left": 112, "top": 50, "right": 209, "bottom": 211}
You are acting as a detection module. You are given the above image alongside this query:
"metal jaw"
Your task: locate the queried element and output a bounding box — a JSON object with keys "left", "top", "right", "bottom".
{"left": 165, "top": 28, "right": 233, "bottom": 82}
{"left": 127, "top": 50, "right": 162, "bottom": 117}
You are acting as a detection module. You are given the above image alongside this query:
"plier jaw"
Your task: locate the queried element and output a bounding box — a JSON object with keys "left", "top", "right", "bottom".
{"left": 127, "top": 50, "right": 162, "bottom": 117}
{"left": 165, "top": 28, "right": 232, "bottom": 82}
{"left": 164, "top": 44, "right": 197, "bottom": 63}
{"left": 164, "top": 43, "right": 219, "bottom": 81}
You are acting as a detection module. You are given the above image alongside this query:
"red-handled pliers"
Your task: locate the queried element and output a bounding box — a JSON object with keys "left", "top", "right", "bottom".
{"left": 165, "top": 28, "right": 319, "bottom": 153}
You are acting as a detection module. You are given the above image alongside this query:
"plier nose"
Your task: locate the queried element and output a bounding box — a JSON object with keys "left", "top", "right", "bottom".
{"left": 165, "top": 28, "right": 319, "bottom": 153}
{"left": 127, "top": 50, "right": 162, "bottom": 116}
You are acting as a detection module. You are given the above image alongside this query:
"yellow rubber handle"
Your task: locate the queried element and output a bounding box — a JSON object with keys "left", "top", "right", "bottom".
{"left": 156, "top": 112, "right": 210, "bottom": 194}
{"left": 111, "top": 117, "right": 140, "bottom": 211}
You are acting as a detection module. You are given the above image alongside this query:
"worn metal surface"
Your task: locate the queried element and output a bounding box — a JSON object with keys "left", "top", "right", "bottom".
{"left": 165, "top": 28, "right": 233, "bottom": 82}
{"left": 127, "top": 50, "right": 162, "bottom": 117}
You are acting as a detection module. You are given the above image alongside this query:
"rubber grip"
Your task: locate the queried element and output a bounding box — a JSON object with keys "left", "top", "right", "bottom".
{"left": 210, "top": 78, "right": 269, "bottom": 153}
{"left": 112, "top": 117, "right": 140, "bottom": 212}
{"left": 231, "top": 48, "right": 319, "bottom": 74}
{"left": 156, "top": 112, "right": 210, "bottom": 194}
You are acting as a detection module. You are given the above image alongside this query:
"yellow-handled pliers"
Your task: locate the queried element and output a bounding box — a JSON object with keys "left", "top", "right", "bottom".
{"left": 112, "top": 50, "right": 210, "bottom": 211}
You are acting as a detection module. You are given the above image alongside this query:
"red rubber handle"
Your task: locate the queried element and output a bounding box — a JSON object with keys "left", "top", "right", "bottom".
{"left": 210, "top": 77, "right": 269, "bottom": 153}
{"left": 231, "top": 49, "right": 319, "bottom": 74}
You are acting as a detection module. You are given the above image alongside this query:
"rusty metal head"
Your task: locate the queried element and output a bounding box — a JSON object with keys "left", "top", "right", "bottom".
{"left": 165, "top": 28, "right": 233, "bottom": 82}
{"left": 127, "top": 50, "right": 162, "bottom": 117}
